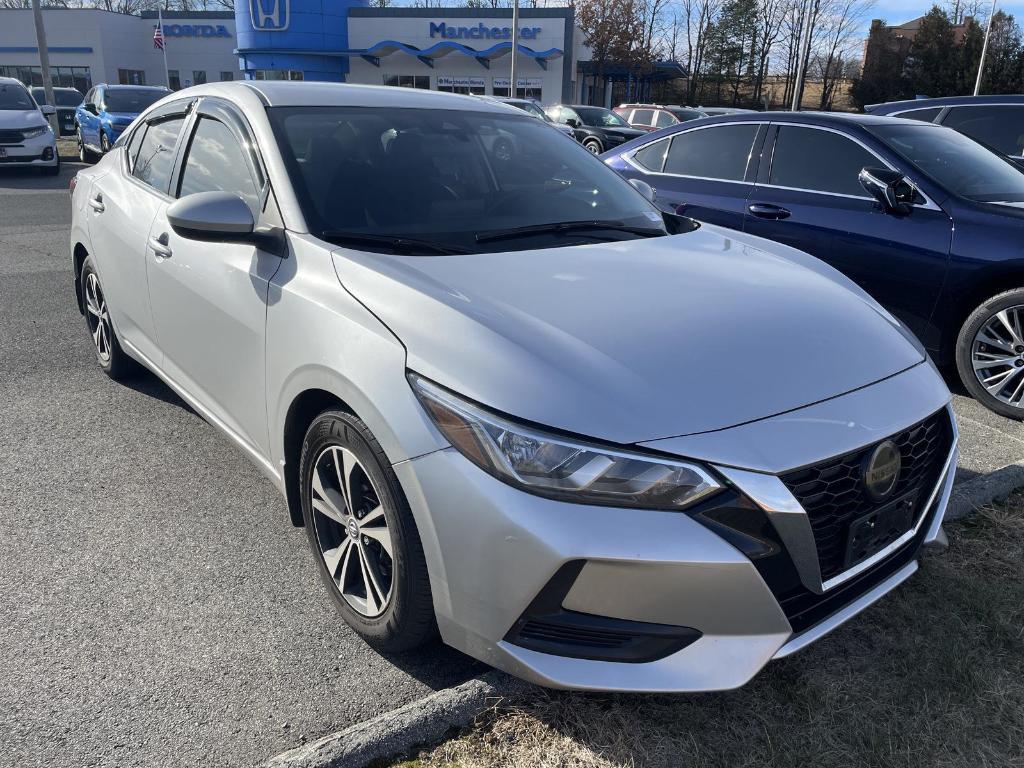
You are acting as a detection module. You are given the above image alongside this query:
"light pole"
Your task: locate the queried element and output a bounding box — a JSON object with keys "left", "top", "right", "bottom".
{"left": 974, "top": 0, "right": 998, "bottom": 95}
{"left": 31, "top": 0, "right": 57, "bottom": 134}
{"left": 510, "top": 0, "right": 520, "bottom": 99}
{"left": 790, "top": 0, "right": 812, "bottom": 111}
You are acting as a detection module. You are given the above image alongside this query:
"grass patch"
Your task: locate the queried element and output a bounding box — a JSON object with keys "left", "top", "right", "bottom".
{"left": 399, "top": 494, "right": 1024, "bottom": 768}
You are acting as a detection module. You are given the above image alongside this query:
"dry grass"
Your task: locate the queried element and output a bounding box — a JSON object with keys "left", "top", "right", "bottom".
{"left": 394, "top": 494, "right": 1024, "bottom": 768}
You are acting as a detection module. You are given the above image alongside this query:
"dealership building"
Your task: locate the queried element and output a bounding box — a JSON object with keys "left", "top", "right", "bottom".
{"left": 0, "top": 1, "right": 590, "bottom": 105}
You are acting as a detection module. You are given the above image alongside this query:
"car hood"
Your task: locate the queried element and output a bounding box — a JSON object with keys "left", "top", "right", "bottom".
{"left": 0, "top": 109, "right": 47, "bottom": 130}
{"left": 331, "top": 225, "right": 925, "bottom": 444}
{"left": 105, "top": 112, "right": 138, "bottom": 124}
{"left": 597, "top": 126, "right": 646, "bottom": 140}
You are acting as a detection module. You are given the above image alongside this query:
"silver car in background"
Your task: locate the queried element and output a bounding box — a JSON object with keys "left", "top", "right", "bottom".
{"left": 70, "top": 82, "right": 957, "bottom": 692}
{"left": 0, "top": 76, "right": 59, "bottom": 175}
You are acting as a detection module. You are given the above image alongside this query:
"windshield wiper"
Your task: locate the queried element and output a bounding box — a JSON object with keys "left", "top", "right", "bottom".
{"left": 475, "top": 220, "right": 664, "bottom": 244}
{"left": 319, "top": 231, "right": 471, "bottom": 255}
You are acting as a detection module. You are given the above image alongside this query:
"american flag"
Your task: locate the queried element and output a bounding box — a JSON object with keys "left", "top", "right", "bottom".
{"left": 153, "top": 24, "right": 165, "bottom": 50}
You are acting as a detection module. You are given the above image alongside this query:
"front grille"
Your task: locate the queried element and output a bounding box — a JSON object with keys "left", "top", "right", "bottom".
{"left": 780, "top": 410, "right": 953, "bottom": 581}
{"left": 0, "top": 129, "right": 25, "bottom": 145}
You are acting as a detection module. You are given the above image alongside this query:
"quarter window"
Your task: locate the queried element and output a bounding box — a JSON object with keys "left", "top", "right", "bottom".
{"left": 178, "top": 117, "right": 261, "bottom": 210}
{"left": 632, "top": 139, "right": 669, "bottom": 172}
{"left": 664, "top": 124, "right": 758, "bottom": 181}
{"left": 131, "top": 116, "right": 184, "bottom": 193}
{"left": 941, "top": 105, "right": 1024, "bottom": 157}
{"left": 769, "top": 126, "right": 877, "bottom": 197}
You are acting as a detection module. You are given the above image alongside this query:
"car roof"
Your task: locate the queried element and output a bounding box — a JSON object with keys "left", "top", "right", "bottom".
{"left": 197, "top": 80, "right": 512, "bottom": 114}
{"left": 31, "top": 85, "right": 80, "bottom": 92}
{"left": 97, "top": 83, "right": 170, "bottom": 91}
{"left": 0, "top": 76, "right": 28, "bottom": 87}
{"left": 697, "top": 110, "right": 933, "bottom": 128}
{"left": 866, "top": 94, "right": 1024, "bottom": 114}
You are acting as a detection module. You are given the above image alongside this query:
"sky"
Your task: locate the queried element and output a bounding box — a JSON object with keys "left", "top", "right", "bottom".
{"left": 867, "top": 0, "right": 1024, "bottom": 30}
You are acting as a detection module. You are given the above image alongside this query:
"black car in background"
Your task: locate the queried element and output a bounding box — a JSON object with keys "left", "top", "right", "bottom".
{"left": 544, "top": 104, "right": 645, "bottom": 153}
{"left": 31, "top": 86, "right": 84, "bottom": 137}
{"left": 866, "top": 95, "right": 1024, "bottom": 160}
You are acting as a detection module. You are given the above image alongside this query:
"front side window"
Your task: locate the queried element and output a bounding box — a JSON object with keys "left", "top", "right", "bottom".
{"left": 941, "top": 105, "right": 1024, "bottom": 157}
{"left": 870, "top": 123, "right": 1024, "bottom": 203}
{"left": 268, "top": 106, "right": 669, "bottom": 254}
{"left": 769, "top": 126, "right": 877, "bottom": 197}
{"left": 131, "top": 116, "right": 184, "bottom": 192}
{"left": 0, "top": 82, "right": 35, "bottom": 110}
{"left": 178, "top": 117, "right": 261, "bottom": 209}
{"left": 664, "top": 124, "right": 758, "bottom": 181}
{"left": 104, "top": 88, "right": 165, "bottom": 113}
{"left": 574, "top": 107, "right": 631, "bottom": 128}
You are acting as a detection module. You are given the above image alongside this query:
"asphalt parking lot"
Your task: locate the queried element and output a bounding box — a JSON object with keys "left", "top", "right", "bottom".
{"left": 2, "top": 161, "right": 1023, "bottom": 768}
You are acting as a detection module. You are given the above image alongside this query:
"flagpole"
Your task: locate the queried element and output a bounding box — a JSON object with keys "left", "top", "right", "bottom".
{"left": 158, "top": 6, "right": 170, "bottom": 89}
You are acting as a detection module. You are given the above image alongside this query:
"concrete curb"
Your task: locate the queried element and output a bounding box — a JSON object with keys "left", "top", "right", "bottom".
{"left": 263, "top": 670, "right": 528, "bottom": 768}
{"left": 265, "top": 463, "right": 1024, "bottom": 768}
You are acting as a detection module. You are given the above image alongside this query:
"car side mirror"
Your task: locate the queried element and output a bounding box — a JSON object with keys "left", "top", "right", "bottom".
{"left": 565, "top": 118, "right": 581, "bottom": 128}
{"left": 167, "top": 191, "right": 287, "bottom": 257}
{"left": 629, "top": 178, "right": 657, "bottom": 203}
{"left": 858, "top": 166, "right": 917, "bottom": 215}
{"left": 40, "top": 104, "right": 56, "bottom": 116}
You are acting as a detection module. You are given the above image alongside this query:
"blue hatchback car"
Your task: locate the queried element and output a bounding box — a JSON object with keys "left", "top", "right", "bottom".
{"left": 75, "top": 84, "right": 169, "bottom": 162}
{"left": 603, "top": 112, "right": 1024, "bottom": 418}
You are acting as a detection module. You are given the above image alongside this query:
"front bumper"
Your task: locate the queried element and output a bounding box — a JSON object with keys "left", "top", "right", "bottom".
{"left": 395, "top": 362, "right": 955, "bottom": 692}
{"left": 0, "top": 131, "right": 59, "bottom": 167}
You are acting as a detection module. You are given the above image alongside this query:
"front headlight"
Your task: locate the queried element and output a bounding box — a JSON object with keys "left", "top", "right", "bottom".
{"left": 23, "top": 125, "right": 50, "bottom": 139}
{"left": 409, "top": 374, "right": 722, "bottom": 510}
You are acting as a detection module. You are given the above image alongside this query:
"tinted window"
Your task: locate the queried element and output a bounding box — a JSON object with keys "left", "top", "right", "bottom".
{"left": 632, "top": 109, "right": 654, "bottom": 126}
{"left": 575, "top": 107, "right": 630, "bottom": 127}
{"left": 942, "top": 105, "right": 1024, "bottom": 157}
{"left": 179, "top": 117, "right": 261, "bottom": 209}
{"left": 268, "top": 106, "right": 667, "bottom": 254}
{"left": 870, "top": 123, "right": 1024, "bottom": 203}
{"left": 104, "top": 88, "right": 165, "bottom": 113}
{"left": 898, "top": 107, "right": 941, "bottom": 122}
{"left": 0, "top": 82, "right": 35, "bottom": 110}
{"left": 769, "top": 126, "right": 876, "bottom": 196}
{"left": 664, "top": 124, "right": 757, "bottom": 181}
{"left": 633, "top": 139, "right": 669, "bottom": 171}
{"left": 131, "top": 117, "right": 184, "bottom": 192}
{"left": 670, "top": 108, "right": 706, "bottom": 122}
{"left": 654, "top": 110, "right": 675, "bottom": 128}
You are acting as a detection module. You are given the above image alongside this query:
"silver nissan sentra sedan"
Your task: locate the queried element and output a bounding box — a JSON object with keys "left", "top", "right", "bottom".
{"left": 69, "top": 81, "right": 958, "bottom": 692}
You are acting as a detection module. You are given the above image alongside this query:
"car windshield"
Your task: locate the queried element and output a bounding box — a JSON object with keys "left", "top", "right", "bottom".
{"left": 269, "top": 106, "right": 667, "bottom": 254}
{"left": 0, "top": 83, "right": 35, "bottom": 110}
{"left": 870, "top": 123, "right": 1024, "bottom": 203}
{"left": 32, "top": 88, "right": 82, "bottom": 107}
{"left": 510, "top": 101, "right": 549, "bottom": 121}
{"left": 574, "top": 107, "right": 630, "bottom": 128}
{"left": 103, "top": 89, "right": 165, "bottom": 113}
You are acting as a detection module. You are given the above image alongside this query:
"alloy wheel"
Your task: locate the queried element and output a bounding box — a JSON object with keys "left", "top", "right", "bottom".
{"left": 584, "top": 141, "right": 601, "bottom": 154}
{"left": 83, "top": 271, "right": 112, "bottom": 364}
{"left": 971, "top": 305, "right": 1024, "bottom": 408}
{"left": 309, "top": 445, "right": 394, "bottom": 617}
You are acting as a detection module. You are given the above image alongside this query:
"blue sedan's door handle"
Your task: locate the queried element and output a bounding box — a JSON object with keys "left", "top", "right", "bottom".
{"left": 748, "top": 203, "right": 791, "bottom": 220}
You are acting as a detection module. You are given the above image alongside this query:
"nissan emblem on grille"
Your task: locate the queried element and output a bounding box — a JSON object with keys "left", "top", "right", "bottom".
{"left": 863, "top": 440, "right": 901, "bottom": 501}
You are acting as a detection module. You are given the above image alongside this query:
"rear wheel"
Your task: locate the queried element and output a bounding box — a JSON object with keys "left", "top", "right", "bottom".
{"left": 956, "top": 287, "right": 1024, "bottom": 419}
{"left": 300, "top": 410, "right": 436, "bottom": 652}
{"left": 77, "top": 127, "right": 93, "bottom": 163}
{"left": 80, "top": 255, "right": 137, "bottom": 380}
{"left": 100, "top": 131, "right": 111, "bottom": 154}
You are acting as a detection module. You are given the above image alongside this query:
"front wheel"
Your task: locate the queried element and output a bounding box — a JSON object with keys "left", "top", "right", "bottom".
{"left": 80, "top": 255, "right": 137, "bottom": 380}
{"left": 300, "top": 410, "right": 436, "bottom": 652}
{"left": 956, "top": 287, "right": 1024, "bottom": 419}
{"left": 583, "top": 138, "right": 603, "bottom": 154}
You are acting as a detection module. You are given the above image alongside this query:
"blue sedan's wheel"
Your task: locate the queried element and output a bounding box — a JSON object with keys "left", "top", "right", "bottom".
{"left": 957, "top": 288, "right": 1024, "bottom": 419}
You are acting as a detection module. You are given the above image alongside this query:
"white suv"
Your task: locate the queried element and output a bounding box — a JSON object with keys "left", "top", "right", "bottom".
{"left": 0, "top": 77, "right": 59, "bottom": 175}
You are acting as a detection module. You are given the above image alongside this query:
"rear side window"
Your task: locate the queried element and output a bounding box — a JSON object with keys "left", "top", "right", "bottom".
{"left": 941, "top": 105, "right": 1024, "bottom": 157}
{"left": 632, "top": 139, "right": 669, "bottom": 172}
{"left": 125, "top": 124, "right": 147, "bottom": 172}
{"left": 769, "top": 126, "right": 877, "bottom": 197}
{"left": 632, "top": 109, "right": 654, "bottom": 126}
{"left": 664, "top": 124, "right": 758, "bottom": 181}
{"left": 131, "top": 116, "right": 184, "bottom": 193}
{"left": 897, "top": 107, "right": 941, "bottom": 122}
{"left": 178, "top": 117, "right": 261, "bottom": 209}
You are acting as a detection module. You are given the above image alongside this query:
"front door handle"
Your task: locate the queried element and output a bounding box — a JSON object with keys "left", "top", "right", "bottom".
{"left": 148, "top": 233, "right": 172, "bottom": 259}
{"left": 88, "top": 194, "right": 105, "bottom": 213}
{"left": 748, "top": 203, "right": 791, "bottom": 220}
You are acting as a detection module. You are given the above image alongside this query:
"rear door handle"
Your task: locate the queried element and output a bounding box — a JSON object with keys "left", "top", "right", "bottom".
{"left": 148, "top": 234, "right": 172, "bottom": 259}
{"left": 748, "top": 203, "right": 791, "bottom": 220}
{"left": 88, "top": 194, "right": 105, "bottom": 213}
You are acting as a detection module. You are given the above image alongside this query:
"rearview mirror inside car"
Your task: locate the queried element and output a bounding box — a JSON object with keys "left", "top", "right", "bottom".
{"left": 858, "top": 166, "right": 918, "bottom": 215}
{"left": 167, "top": 191, "right": 287, "bottom": 257}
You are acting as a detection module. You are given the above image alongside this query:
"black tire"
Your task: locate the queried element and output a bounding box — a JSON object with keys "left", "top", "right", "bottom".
{"left": 79, "top": 255, "right": 137, "bottom": 381}
{"left": 77, "top": 128, "right": 93, "bottom": 164}
{"left": 300, "top": 410, "right": 436, "bottom": 652}
{"left": 100, "top": 131, "right": 111, "bottom": 154}
{"left": 583, "top": 138, "right": 603, "bottom": 154}
{"left": 956, "top": 287, "right": 1024, "bottom": 420}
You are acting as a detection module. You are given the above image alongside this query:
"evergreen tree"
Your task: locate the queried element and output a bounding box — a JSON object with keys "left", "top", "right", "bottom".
{"left": 907, "top": 6, "right": 957, "bottom": 96}
{"left": 850, "top": 22, "right": 911, "bottom": 108}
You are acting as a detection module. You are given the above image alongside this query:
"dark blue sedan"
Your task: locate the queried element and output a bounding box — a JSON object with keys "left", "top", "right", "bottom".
{"left": 603, "top": 111, "right": 1024, "bottom": 418}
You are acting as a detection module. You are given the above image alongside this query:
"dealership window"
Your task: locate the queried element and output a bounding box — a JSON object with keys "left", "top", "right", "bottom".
{"left": 167, "top": 70, "right": 181, "bottom": 91}
{"left": 192, "top": 71, "right": 207, "bottom": 86}
{"left": 437, "top": 77, "right": 485, "bottom": 95}
{"left": 118, "top": 69, "right": 146, "bottom": 86}
{"left": 250, "top": 69, "right": 304, "bottom": 81}
{"left": 219, "top": 71, "right": 234, "bottom": 82}
{"left": 383, "top": 75, "right": 430, "bottom": 90}
{"left": 1, "top": 65, "right": 91, "bottom": 93}
{"left": 492, "top": 78, "right": 542, "bottom": 100}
